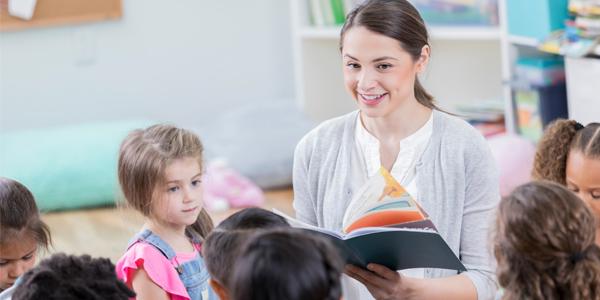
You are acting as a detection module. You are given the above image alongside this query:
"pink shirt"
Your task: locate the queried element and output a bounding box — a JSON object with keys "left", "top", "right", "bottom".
{"left": 116, "top": 242, "right": 201, "bottom": 300}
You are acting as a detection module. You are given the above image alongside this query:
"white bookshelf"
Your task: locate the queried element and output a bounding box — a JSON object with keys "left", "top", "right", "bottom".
{"left": 300, "top": 25, "right": 501, "bottom": 40}
{"left": 291, "top": 0, "right": 510, "bottom": 129}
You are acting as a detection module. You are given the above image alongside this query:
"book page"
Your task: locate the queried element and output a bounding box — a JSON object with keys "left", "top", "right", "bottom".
{"left": 272, "top": 209, "right": 343, "bottom": 239}
{"left": 342, "top": 167, "right": 426, "bottom": 233}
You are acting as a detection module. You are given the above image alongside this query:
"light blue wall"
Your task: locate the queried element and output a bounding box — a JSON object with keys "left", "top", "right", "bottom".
{"left": 0, "top": 0, "right": 294, "bottom": 131}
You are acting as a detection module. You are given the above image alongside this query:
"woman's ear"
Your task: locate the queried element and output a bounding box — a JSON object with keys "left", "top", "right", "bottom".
{"left": 210, "top": 278, "right": 229, "bottom": 300}
{"left": 416, "top": 45, "right": 430, "bottom": 73}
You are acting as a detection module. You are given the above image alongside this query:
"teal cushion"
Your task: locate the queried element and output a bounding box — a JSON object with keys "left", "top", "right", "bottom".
{"left": 0, "top": 121, "right": 151, "bottom": 211}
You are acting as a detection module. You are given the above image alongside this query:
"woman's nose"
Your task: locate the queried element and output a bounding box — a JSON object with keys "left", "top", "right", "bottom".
{"left": 357, "top": 70, "right": 378, "bottom": 91}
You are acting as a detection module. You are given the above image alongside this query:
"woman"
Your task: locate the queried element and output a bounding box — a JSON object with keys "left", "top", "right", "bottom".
{"left": 292, "top": 0, "right": 499, "bottom": 299}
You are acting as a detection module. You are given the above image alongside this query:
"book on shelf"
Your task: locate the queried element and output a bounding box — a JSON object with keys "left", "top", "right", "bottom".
{"left": 308, "top": 0, "right": 350, "bottom": 27}
{"left": 275, "top": 167, "right": 466, "bottom": 272}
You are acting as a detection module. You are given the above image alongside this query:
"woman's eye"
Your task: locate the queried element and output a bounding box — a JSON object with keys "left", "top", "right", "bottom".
{"left": 168, "top": 186, "right": 179, "bottom": 193}
{"left": 23, "top": 254, "right": 34, "bottom": 261}
{"left": 346, "top": 63, "right": 360, "bottom": 69}
{"left": 592, "top": 192, "right": 600, "bottom": 200}
{"left": 377, "top": 64, "right": 392, "bottom": 70}
{"left": 191, "top": 180, "right": 202, "bottom": 186}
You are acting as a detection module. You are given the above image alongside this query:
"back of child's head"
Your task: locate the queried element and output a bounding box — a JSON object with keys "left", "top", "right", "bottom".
{"left": 217, "top": 207, "right": 289, "bottom": 230}
{"left": 118, "top": 123, "right": 213, "bottom": 238}
{"left": 230, "top": 228, "right": 343, "bottom": 300}
{"left": 495, "top": 181, "right": 600, "bottom": 300}
{"left": 203, "top": 208, "right": 290, "bottom": 293}
{"left": 12, "top": 253, "right": 135, "bottom": 300}
{"left": 0, "top": 177, "right": 51, "bottom": 249}
{"left": 532, "top": 119, "right": 600, "bottom": 185}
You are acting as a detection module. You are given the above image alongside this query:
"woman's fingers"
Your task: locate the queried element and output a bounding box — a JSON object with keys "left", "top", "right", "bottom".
{"left": 345, "top": 264, "right": 391, "bottom": 290}
{"left": 367, "top": 263, "right": 400, "bottom": 281}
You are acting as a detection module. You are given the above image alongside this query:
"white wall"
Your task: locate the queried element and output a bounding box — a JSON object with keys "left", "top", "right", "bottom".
{"left": 0, "top": 0, "right": 294, "bottom": 131}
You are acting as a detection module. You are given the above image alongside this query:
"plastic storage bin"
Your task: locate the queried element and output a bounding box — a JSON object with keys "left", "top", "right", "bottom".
{"left": 515, "top": 57, "right": 565, "bottom": 86}
{"left": 410, "top": 0, "right": 499, "bottom": 25}
{"left": 514, "top": 83, "right": 568, "bottom": 141}
{"left": 506, "top": 0, "right": 569, "bottom": 39}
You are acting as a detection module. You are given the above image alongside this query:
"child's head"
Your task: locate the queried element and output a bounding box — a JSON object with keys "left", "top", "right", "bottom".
{"left": 118, "top": 124, "right": 213, "bottom": 238}
{"left": 494, "top": 181, "right": 600, "bottom": 300}
{"left": 12, "top": 253, "right": 135, "bottom": 300}
{"left": 217, "top": 207, "right": 289, "bottom": 230}
{"left": 203, "top": 208, "right": 290, "bottom": 300}
{"left": 0, "top": 177, "right": 51, "bottom": 291}
{"left": 532, "top": 120, "right": 600, "bottom": 219}
{"left": 230, "top": 228, "right": 343, "bottom": 300}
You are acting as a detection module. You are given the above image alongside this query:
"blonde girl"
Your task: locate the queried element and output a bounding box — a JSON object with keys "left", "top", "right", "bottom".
{"left": 115, "top": 124, "right": 215, "bottom": 300}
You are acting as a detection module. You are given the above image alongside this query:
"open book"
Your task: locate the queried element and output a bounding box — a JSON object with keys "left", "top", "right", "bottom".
{"left": 278, "top": 168, "right": 466, "bottom": 272}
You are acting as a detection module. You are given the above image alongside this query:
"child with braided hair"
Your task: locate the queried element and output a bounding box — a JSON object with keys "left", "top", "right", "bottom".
{"left": 230, "top": 228, "right": 344, "bottom": 300}
{"left": 532, "top": 120, "right": 600, "bottom": 243}
{"left": 494, "top": 181, "right": 600, "bottom": 300}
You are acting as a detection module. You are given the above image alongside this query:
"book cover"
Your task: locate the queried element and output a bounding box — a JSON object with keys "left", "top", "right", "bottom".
{"left": 275, "top": 210, "right": 465, "bottom": 272}
{"left": 274, "top": 168, "right": 465, "bottom": 272}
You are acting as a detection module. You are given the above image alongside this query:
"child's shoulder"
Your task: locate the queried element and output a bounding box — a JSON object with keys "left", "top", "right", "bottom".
{"left": 116, "top": 242, "right": 173, "bottom": 278}
{"left": 116, "top": 242, "right": 190, "bottom": 299}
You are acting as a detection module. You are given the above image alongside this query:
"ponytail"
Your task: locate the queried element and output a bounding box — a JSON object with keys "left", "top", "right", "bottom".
{"left": 532, "top": 119, "right": 581, "bottom": 184}
{"left": 414, "top": 78, "right": 437, "bottom": 110}
{"left": 566, "top": 245, "right": 600, "bottom": 300}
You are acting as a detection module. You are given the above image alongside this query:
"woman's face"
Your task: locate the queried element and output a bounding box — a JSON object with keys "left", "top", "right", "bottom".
{"left": 566, "top": 151, "right": 600, "bottom": 221}
{"left": 341, "top": 26, "right": 427, "bottom": 119}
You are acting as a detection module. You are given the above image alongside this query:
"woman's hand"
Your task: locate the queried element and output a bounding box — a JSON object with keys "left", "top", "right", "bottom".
{"left": 345, "top": 263, "right": 419, "bottom": 300}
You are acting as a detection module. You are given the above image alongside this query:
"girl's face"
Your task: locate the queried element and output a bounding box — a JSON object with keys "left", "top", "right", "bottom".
{"left": 151, "top": 157, "right": 204, "bottom": 229}
{"left": 566, "top": 151, "right": 600, "bottom": 221}
{"left": 341, "top": 26, "right": 428, "bottom": 119}
{"left": 0, "top": 234, "right": 37, "bottom": 290}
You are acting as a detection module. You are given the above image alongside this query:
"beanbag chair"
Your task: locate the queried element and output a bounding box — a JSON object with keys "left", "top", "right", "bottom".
{"left": 0, "top": 121, "right": 151, "bottom": 211}
{"left": 487, "top": 133, "right": 536, "bottom": 197}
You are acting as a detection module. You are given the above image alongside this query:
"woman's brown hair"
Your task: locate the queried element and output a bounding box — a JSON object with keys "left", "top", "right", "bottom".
{"left": 494, "top": 181, "right": 600, "bottom": 300}
{"left": 340, "top": 0, "right": 438, "bottom": 110}
{"left": 118, "top": 124, "right": 213, "bottom": 239}
{"left": 532, "top": 119, "right": 600, "bottom": 185}
{"left": 0, "top": 177, "right": 51, "bottom": 249}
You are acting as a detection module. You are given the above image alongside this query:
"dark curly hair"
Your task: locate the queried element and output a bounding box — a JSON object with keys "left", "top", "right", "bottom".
{"left": 532, "top": 119, "right": 600, "bottom": 185}
{"left": 230, "top": 228, "right": 344, "bottom": 300}
{"left": 12, "top": 253, "right": 135, "bottom": 300}
{"left": 0, "top": 177, "right": 51, "bottom": 249}
{"left": 494, "top": 181, "right": 600, "bottom": 300}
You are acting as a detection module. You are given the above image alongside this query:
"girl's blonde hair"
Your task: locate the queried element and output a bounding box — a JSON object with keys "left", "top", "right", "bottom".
{"left": 532, "top": 119, "right": 600, "bottom": 185}
{"left": 118, "top": 124, "right": 213, "bottom": 239}
{"left": 494, "top": 181, "right": 600, "bottom": 300}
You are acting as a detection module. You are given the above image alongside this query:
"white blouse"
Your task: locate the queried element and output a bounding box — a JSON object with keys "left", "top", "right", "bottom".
{"left": 342, "top": 112, "right": 434, "bottom": 299}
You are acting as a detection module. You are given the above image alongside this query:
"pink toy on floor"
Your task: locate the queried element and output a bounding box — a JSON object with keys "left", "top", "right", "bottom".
{"left": 487, "top": 133, "right": 536, "bottom": 197}
{"left": 202, "top": 160, "right": 265, "bottom": 212}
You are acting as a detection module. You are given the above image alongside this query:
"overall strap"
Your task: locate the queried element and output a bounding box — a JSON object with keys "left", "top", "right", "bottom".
{"left": 127, "top": 229, "right": 177, "bottom": 260}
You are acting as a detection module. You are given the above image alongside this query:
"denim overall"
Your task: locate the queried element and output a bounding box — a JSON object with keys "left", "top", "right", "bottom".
{"left": 128, "top": 229, "right": 216, "bottom": 300}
